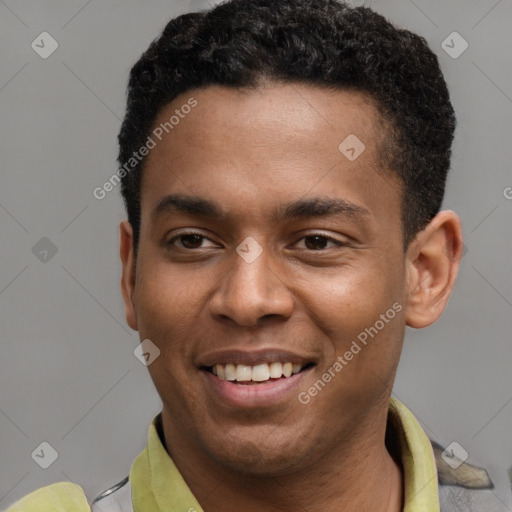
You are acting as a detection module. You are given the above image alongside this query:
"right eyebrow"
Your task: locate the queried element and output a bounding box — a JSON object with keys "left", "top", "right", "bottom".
{"left": 153, "top": 194, "right": 224, "bottom": 220}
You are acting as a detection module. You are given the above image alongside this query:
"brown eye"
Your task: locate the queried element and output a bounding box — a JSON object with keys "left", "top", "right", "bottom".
{"left": 304, "top": 235, "right": 331, "bottom": 250}
{"left": 167, "top": 231, "right": 219, "bottom": 250}
{"left": 180, "top": 234, "right": 204, "bottom": 249}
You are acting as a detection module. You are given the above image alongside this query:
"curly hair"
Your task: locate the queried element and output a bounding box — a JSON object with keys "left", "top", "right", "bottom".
{"left": 118, "top": 0, "right": 455, "bottom": 250}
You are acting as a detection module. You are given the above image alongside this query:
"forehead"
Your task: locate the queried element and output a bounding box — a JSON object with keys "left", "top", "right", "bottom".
{"left": 140, "top": 83, "right": 400, "bottom": 228}
{"left": 153, "top": 83, "right": 387, "bottom": 156}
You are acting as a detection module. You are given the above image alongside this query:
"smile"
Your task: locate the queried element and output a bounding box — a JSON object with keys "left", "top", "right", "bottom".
{"left": 198, "top": 349, "right": 317, "bottom": 406}
{"left": 206, "top": 361, "right": 313, "bottom": 384}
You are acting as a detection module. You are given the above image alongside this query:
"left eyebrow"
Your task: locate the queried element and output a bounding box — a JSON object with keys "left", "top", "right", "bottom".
{"left": 272, "top": 197, "right": 370, "bottom": 223}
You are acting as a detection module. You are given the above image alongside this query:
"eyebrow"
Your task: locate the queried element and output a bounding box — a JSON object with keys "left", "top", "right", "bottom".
{"left": 274, "top": 197, "right": 369, "bottom": 222}
{"left": 154, "top": 194, "right": 223, "bottom": 219}
{"left": 153, "top": 193, "right": 369, "bottom": 222}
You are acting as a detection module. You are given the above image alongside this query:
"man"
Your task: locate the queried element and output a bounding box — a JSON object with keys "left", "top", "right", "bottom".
{"left": 7, "top": 0, "right": 499, "bottom": 510}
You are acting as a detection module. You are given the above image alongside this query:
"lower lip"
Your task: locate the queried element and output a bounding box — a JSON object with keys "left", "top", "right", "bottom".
{"left": 202, "top": 369, "right": 311, "bottom": 408}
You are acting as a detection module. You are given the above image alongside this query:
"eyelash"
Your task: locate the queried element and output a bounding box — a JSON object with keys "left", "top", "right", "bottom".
{"left": 168, "top": 231, "right": 216, "bottom": 248}
{"left": 167, "top": 231, "right": 345, "bottom": 250}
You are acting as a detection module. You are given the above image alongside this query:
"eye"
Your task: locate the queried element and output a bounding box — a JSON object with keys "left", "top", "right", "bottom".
{"left": 168, "top": 232, "right": 219, "bottom": 249}
{"left": 295, "top": 234, "right": 343, "bottom": 250}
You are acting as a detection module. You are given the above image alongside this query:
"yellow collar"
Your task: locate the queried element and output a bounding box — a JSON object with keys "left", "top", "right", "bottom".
{"left": 388, "top": 398, "right": 440, "bottom": 512}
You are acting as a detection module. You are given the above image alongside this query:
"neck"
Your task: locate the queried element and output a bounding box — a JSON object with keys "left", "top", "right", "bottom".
{"left": 160, "top": 406, "right": 404, "bottom": 512}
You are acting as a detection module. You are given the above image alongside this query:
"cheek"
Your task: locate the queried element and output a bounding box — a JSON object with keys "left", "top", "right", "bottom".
{"left": 132, "top": 265, "right": 211, "bottom": 414}
{"left": 133, "top": 260, "right": 205, "bottom": 362}
{"left": 295, "top": 270, "right": 405, "bottom": 418}
{"left": 300, "top": 260, "right": 405, "bottom": 372}
{"left": 132, "top": 255, "right": 230, "bottom": 384}
{"left": 306, "top": 261, "right": 399, "bottom": 324}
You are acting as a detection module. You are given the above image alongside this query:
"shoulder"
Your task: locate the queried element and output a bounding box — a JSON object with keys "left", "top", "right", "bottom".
{"left": 431, "top": 441, "right": 510, "bottom": 512}
{"left": 431, "top": 440, "right": 493, "bottom": 490}
{"left": 5, "top": 482, "right": 90, "bottom": 512}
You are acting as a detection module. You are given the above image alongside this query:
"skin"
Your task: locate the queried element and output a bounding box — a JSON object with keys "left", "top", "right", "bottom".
{"left": 120, "top": 83, "right": 463, "bottom": 511}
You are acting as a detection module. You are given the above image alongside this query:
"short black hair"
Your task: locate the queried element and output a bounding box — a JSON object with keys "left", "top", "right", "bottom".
{"left": 118, "top": 0, "right": 455, "bottom": 251}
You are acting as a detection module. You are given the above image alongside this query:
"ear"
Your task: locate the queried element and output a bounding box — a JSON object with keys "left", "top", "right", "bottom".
{"left": 120, "top": 220, "right": 138, "bottom": 331}
{"left": 405, "top": 210, "right": 463, "bottom": 328}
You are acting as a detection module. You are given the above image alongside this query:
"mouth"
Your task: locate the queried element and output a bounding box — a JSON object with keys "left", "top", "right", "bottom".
{"left": 203, "top": 361, "right": 315, "bottom": 385}
{"left": 198, "top": 349, "right": 317, "bottom": 407}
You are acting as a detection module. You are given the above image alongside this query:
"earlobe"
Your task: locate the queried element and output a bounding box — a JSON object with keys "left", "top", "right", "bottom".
{"left": 405, "top": 211, "right": 463, "bottom": 329}
{"left": 120, "top": 220, "right": 139, "bottom": 331}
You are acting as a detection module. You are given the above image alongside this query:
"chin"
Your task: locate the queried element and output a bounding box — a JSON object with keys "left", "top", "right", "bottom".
{"left": 214, "top": 450, "right": 302, "bottom": 477}
{"left": 203, "top": 430, "right": 311, "bottom": 477}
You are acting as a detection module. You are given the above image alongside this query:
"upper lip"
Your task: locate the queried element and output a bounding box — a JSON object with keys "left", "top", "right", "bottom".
{"left": 197, "top": 348, "right": 317, "bottom": 368}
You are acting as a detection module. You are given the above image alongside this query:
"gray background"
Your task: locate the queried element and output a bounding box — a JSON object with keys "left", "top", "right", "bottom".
{"left": 1, "top": 0, "right": 511, "bottom": 509}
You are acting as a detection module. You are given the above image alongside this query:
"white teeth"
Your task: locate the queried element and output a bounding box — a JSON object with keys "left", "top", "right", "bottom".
{"left": 215, "top": 364, "right": 225, "bottom": 379}
{"left": 282, "top": 362, "right": 293, "bottom": 378}
{"left": 252, "top": 363, "right": 270, "bottom": 382}
{"left": 224, "top": 363, "right": 236, "bottom": 381}
{"left": 235, "top": 364, "right": 252, "bottom": 381}
{"left": 269, "top": 362, "right": 283, "bottom": 378}
{"left": 211, "top": 362, "right": 304, "bottom": 382}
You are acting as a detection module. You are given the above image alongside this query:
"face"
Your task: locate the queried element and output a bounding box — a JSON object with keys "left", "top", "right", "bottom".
{"left": 122, "top": 84, "right": 411, "bottom": 475}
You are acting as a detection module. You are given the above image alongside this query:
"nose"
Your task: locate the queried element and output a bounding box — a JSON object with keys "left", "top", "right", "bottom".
{"left": 209, "top": 248, "right": 294, "bottom": 327}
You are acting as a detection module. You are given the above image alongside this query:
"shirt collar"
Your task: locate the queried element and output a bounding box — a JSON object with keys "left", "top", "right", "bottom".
{"left": 130, "top": 398, "right": 439, "bottom": 512}
{"left": 388, "top": 397, "right": 440, "bottom": 512}
{"left": 129, "top": 413, "right": 203, "bottom": 512}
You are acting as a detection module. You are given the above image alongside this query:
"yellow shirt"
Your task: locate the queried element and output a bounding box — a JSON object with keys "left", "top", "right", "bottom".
{"left": 6, "top": 398, "right": 440, "bottom": 511}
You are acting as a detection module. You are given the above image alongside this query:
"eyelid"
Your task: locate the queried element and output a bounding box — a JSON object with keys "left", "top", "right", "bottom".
{"left": 167, "top": 229, "right": 220, "bottom": 248}
{"left": 294, "top": 231, "right": 349, "bottom": 247}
